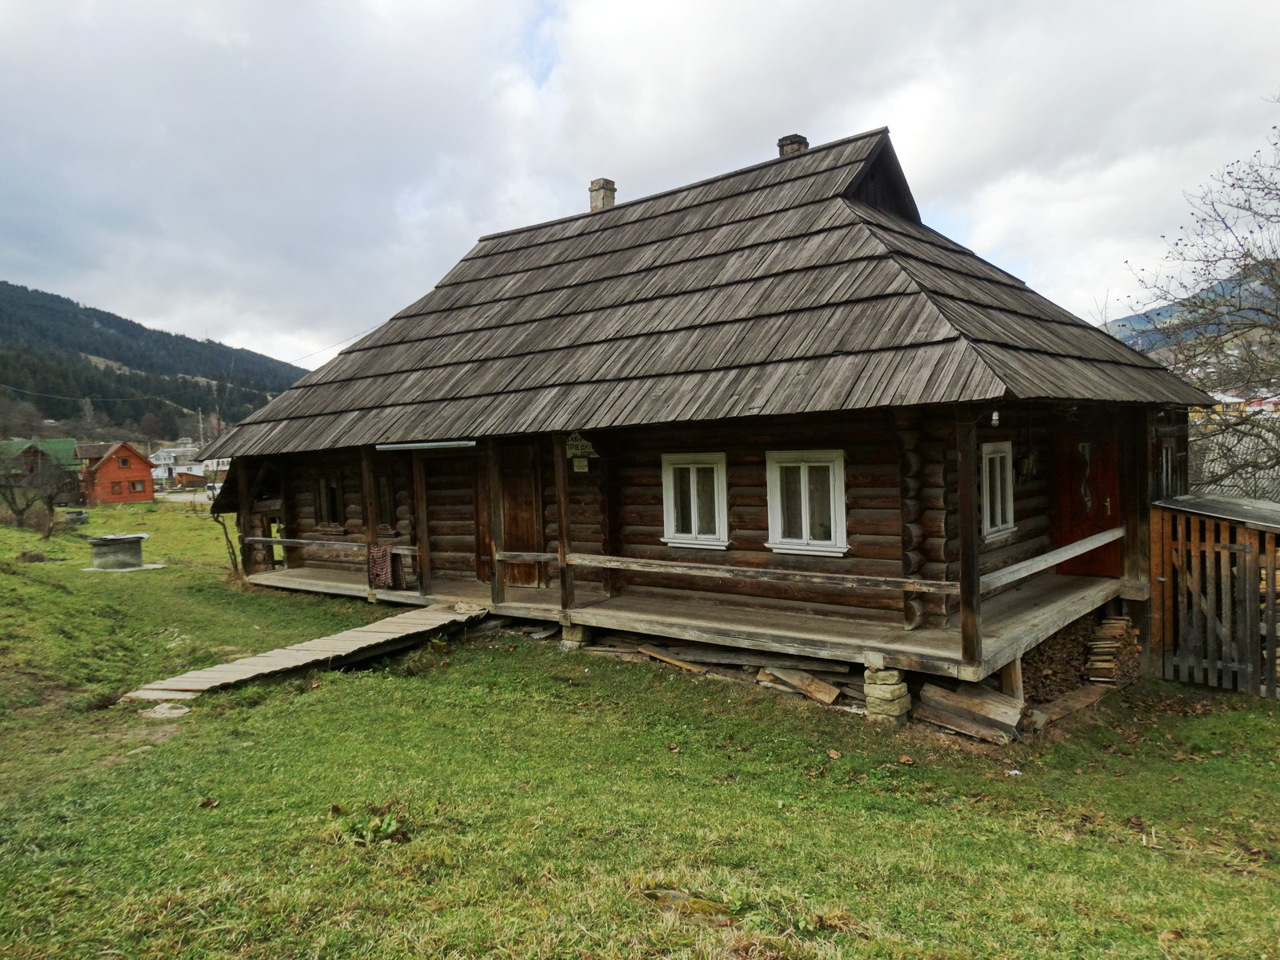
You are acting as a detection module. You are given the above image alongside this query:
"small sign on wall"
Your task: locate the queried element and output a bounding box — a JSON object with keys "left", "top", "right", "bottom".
{"left": 566, "top": 432, "right": 597, "bottom": 458}
{"left": 572, "top": 458, "right": 589, "bottom": 473}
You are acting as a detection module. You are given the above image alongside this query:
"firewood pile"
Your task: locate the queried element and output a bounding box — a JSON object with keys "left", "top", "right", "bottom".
{"left": 1020, "top": 614, "right": 1095, "bottom": 703}
{"left": 582, "top": 635, "right": 869, "bottom": 711}
{"left": 1085, "top": 616, "right": 1141, "bottom": 687}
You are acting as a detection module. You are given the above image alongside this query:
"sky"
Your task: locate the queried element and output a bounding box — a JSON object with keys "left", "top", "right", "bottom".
{"left": 1, "top": 0, "right": 1278, "bottom": 370}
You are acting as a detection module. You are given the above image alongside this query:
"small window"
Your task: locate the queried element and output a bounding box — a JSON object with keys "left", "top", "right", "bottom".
{"left": 129, "top": 480, "right": 146, "bottom": 492}
{"left": 765, "top": 450, "right": 847, "bottom": 556}
{"left": 982, "top": 441, "right": 1014, "bottom": 537}
{"left": 111, "top": 481, "right": 122, "bottom": 494}
{"left": 118, "top": 457, "right": 130, "bottom": 468}
{"left": 377, "top": 475, "right": 393, "bottom": 529}
{"left": 317, "top": 476, "right": 343, "bottom": 526}
{"left": 661, "top": 454, "right": 728, "bottom": 549}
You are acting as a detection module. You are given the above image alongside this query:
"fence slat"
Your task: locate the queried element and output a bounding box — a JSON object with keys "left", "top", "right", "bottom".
{"left": 1267, "top": 532, "right": 1278, "bottom": 700}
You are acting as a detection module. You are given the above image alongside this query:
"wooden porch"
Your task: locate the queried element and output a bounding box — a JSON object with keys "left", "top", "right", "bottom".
{"left": 246, "top": 565, "right": 1126, "bottom": 682}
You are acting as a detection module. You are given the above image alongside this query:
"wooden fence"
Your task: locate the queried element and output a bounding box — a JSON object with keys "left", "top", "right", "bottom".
{"left": 1151, "top": 507, "right": 1278, "bottom": 698}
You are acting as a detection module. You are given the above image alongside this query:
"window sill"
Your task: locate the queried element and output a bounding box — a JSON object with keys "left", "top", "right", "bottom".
{"left": 983, "top": 526, "right": 1016, "bottom": 545}
{"left": 764, "top": 541, "right": 848, "bottom": 558}
{"left": 661, "top": 536, "right": 729, "bottom": 551}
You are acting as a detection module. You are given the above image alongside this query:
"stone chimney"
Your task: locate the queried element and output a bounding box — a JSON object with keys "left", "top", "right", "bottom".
{"left": 589, "top": 177, "right": 616, "bottom": 211}
{"left": 777, "top": 134, "right": 809, "bottom": 157}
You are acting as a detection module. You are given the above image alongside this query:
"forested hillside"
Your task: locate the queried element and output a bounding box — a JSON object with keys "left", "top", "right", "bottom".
{"left": 0, "top": 281, "right": 305, "bottom": 441}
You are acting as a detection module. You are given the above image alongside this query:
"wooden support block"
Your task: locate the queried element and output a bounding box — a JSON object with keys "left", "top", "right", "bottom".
{"left": 769, "top": 667, "right": 841, "bottom": 705}
{"left": 914, "top": 703, "right": 1013, "bottom": 744}
{"left": 638, "top": 644, "right": 707, "bottom": 673}
{"left": 918, "top": 682, "right": 1023, "bottom": 736}
{"left": 1039, "top": 683, "right": 1110, "bottom": 724}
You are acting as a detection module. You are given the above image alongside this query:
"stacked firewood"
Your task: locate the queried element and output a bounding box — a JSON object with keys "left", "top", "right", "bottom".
{"left": 1020, "top": 615, "right": 1095, "bottom": 702}
{"left": 1085, "top": 616, "right": 1141, "bottom": 687}
{"left": 582, "top": 636, "right": 870, "bottom": 711}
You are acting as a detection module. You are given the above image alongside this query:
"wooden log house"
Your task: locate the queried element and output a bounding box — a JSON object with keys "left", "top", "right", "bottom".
{"left": 203, "top": 128, "right": 1207, "bottom": 689}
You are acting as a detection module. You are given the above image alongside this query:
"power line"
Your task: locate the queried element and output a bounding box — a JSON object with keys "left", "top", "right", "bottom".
{"left": 0, "top": 381, "right": 196, "bottom": 403}
{"left": 286, "top": 323, "right": 382, "bottom": 366}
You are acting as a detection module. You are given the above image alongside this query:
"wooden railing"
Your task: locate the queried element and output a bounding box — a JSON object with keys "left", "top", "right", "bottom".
{"left": 243, "top": 536, "right": 417, "bottom": 556}
{"left": 979, "top": 527, "right": 1125, "bottom": 594}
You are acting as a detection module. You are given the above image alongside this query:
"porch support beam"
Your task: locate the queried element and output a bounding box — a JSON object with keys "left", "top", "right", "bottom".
{"left": 411, "top": 450, "right": 431, "bottom": 596}
{"left": 487, "top": 439, "right": 506, "bottom": 605}
{"left": 236, "top": 456, "right": 255, "bottom": 576}
{"left": 552, "top": 432, "right": 576, "bottom": 611}
{"left": 359, "top": 446, "right": 380, "bottom": 594}
{"left": 956, "top": 409, "right": 983, "bottom": 664}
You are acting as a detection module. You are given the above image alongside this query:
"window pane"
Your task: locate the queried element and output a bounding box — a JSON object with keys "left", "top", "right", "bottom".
{"left": 673, "top": 466, "right": 692, "bottom": 535}
{"left": 807, "top": 464, "right": 832, "bottom": 541}
{"left": 986, "top": 457, "right": 999, "bottom": 529}
{"left": 781, "top": 465, "right": 803, "bottom": 539}
{"left": 695, "top": 466, "right": 717, "bottom": 536}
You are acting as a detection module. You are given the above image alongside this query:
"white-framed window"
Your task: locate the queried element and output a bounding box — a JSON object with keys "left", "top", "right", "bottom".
{"left": 661, "top": 453, "right": 729, "bottom": 549}
{"left": 982, "top": 441, "right": 1014, "bottom": 538}
{"left": 765, "top": 450, "right": 847, "bottom": 557}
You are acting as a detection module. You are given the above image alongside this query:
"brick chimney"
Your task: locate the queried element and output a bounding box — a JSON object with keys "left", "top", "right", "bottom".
{"left": 589, "top": 177, "right": 616, "bottom": 211}
{"left": 777, "top": 134, "right": 809, "bottom": 157}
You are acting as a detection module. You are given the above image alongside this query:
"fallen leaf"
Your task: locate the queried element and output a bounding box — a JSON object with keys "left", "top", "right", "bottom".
{"left": 1158, "top": 930, "right": 1184, "bottom": 943}
{"left": 826, "top": 749, "right": 842, "bottom": 760}
{"left": 310, "top": 681, "right": 322, "bottom": 690}
{"left": 667, "top": 743, "right": 681, "bottom": 753}
{"left": 897, "top": 755, "right": 915, "bottom": 766}
{"left": 198, "top": 797, "right": 220, "bottom": 808}
{"left": 330, "top": 804, "right": 343, "bottom": 816}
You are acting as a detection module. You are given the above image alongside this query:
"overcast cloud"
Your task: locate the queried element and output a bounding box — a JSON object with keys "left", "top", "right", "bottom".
{"left": 1, "top": 0, "right": 1278, "bottom": 368}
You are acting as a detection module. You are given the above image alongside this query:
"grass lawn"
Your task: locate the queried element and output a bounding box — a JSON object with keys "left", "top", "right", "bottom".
{"left": 1, "top": 502, "right": 1278, "bottom": 958}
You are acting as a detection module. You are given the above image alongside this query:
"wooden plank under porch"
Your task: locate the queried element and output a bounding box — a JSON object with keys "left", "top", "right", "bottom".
{"left": 245, "top": 565, "right": 1126, "bottom": 683}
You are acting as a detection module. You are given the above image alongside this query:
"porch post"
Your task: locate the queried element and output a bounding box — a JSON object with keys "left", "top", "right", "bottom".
{"left": 359, "top": 446, "right": 380, "bottom": 594}
{"left": 552, "top": 432, "right": 576, "bottom": 611}
{"left": 1123, "top": 408, "right": 1153, "bottom": 672}
{"left": 955, "top": 409, "right": 983, "bottom": 664}
{"left": 236, "top": 456, "right": 254, "bottom": 576}
{"left": 487, "top": 439, "right": 506, "bottom": 605}
{"left": 599, "top": 437, "right": 624, "bottom": 597}
{"left": 411, "top": 450, "right": 431, "bottom": 596}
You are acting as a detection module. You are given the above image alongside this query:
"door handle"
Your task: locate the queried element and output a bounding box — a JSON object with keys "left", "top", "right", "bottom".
{"left": 1105, "top": 497, "right": 1111, "bottom": 515}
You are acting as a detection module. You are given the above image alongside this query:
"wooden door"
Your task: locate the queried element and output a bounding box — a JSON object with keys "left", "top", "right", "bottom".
{"left": 500, "top": 442, "right": 543, "bottom": 586}
{"left": 1054, "top": 431, "right": 1122, "bottom": 577}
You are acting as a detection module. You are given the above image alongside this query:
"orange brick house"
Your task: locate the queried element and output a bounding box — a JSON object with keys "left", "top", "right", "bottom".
{"left": 75, "top": 441, "right": 155, "bottom": 506}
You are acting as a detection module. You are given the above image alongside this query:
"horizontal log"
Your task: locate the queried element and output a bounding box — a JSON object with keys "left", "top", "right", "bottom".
{"left": 567, "top": 553, "right": 959, "bottom": 594}
{"left": 429, "top": 535, "right": 478, "bottom": 554}
{"left": 246, "top": 536, "right": 365, "bottom": 551}
{"left": 617, "top": 543, "right": 901, "bottom": 577}
{"left": 979, "top": 526, "right": 1126, "bottom": 593}
{"left": 494, "top": 550, "right": 557, "bottom": 563}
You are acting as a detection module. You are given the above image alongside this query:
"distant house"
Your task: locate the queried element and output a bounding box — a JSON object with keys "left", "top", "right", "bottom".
{"left": 0, "top": 438, "right": 82, "bottom": 505}
{"left": 150, "top": 442, "right": 203, "bottom": 489}
{"left": 76, "top": 441, "right": 155, "bottom": 506}
{"left": 204, "top": 128, "right": 1207, "bottom": 698}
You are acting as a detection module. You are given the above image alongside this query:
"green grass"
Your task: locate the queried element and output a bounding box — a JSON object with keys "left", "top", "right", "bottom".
{"left": 1, "top": 504, "right": 1278, "bottom": 958}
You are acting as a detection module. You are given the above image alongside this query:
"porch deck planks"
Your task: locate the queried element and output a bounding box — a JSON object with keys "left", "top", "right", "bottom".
{"left": 246, "top": 566, "right": 1123, "bottom": 682}
{"left": 122, "top": 606, "right": 484, "bottom": 701}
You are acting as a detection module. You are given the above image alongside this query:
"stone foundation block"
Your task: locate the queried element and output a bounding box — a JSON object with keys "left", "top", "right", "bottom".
{"left": 864, "top": 681, "right": 908, "bottom": 701}
{"left": 864, "top": 667, "right": 904, "bottom": 686}
{"left": 865, "top": 694, "right": 912, "bottom": 718}
{"left": 560, "top": 624, "right": 592, "bottom": 649}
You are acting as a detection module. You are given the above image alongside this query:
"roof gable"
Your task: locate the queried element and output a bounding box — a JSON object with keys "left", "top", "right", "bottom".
{"left": 205, "top": 129, "right": 1207, "bottom": 458}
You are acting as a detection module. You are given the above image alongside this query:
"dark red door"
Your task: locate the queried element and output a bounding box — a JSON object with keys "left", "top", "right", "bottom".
{"left": 1054, "top": 431, "right": 1122, "bottom": 577}
{"left": 500, "top": 442, "right": 543, "bottom": 586}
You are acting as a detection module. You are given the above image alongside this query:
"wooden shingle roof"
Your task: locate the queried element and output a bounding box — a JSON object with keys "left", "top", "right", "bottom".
{"left": 205, "top": 128, "right": 1208, "bottom": 458}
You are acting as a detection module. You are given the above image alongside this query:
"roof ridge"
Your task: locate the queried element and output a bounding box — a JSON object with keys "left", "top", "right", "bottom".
{"left": 475, "top": 128, "right": 889, "bottom": 244}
